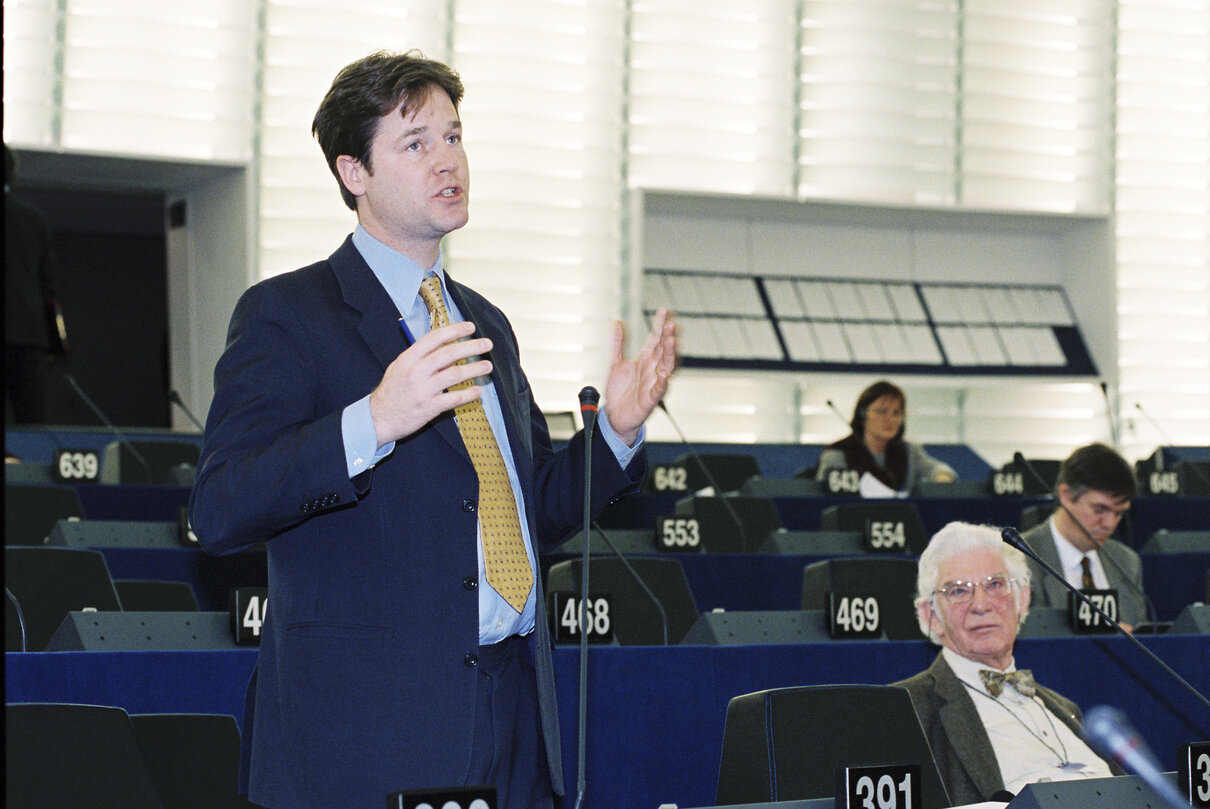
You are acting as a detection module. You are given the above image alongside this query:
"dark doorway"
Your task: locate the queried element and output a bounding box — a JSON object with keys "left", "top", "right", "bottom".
{"left": 14, "top": 187, "right": 169, "bottom": 429}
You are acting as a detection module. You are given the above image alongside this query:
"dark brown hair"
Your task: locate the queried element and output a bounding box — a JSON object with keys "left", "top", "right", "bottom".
{"left": 1056, "top": 442, "right": 1137, "bottom": 501}
{"left": 850, "top": 379, "right": 906, "bottom": 440}
{"left": 312, "top": 50, "right": 465, "bottom": 210}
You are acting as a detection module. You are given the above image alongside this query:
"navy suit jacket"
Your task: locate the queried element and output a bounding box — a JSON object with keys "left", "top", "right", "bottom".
{"left": 189, "top": 236, "right": 645, "bottom": 809}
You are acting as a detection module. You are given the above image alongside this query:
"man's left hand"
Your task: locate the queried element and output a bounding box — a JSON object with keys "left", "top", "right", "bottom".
{"left": 604, "top": 307, "right": 677, "bottom": 446}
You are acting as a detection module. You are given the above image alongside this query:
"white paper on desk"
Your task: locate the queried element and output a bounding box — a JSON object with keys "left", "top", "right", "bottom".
{"left": 859, "top": 472, "right": 908, "bottom": 499}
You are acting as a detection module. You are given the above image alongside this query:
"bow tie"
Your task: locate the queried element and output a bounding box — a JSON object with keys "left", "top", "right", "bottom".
{"left": 979, "top": 669, "right": 1036, "bottom": 698}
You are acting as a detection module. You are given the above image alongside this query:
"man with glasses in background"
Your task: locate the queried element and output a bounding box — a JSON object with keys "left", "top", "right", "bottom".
{"left": 1019, "top": 442, "right": 1145, "bottom": 632}
{"left": 891, "top": 522, "right": 1119, "bottom": 805}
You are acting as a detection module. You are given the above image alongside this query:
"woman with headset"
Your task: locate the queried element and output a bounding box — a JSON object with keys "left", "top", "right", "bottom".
{"left": 815, "top": 380, "right": 955, "bottom": 493}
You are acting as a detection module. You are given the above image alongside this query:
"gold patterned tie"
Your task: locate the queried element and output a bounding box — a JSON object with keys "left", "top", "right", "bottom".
{"left": 417, "top": 275, "right": 533, "bottom": 613}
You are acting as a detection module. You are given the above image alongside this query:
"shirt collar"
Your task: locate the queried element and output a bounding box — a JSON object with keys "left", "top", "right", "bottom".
{"left": 351, "top": 224, "right": 445, "bottom": 318}
{"left": 1049, "top": 514, "right": 1095, "bottom": 571}
{"left": 943, "top": 646, "right": 1017, "bottom": 696}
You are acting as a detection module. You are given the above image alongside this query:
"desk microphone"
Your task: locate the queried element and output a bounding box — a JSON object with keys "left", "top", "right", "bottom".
{"left": 64, "top": 373, "right": 152, "bottom": 484}
{"left": 825, "top": 398, "right": 850, "bottom": 428}
{"left": 657, "top": 400, "right": 753, "bottom": 551}
{"left": 1012, "top": 451, "right": 1156, "bottom": 628}
{"left": 167, "top": 389, "right": 205, "bottom": 432}
{"left": 1099, "top": 382, "right": 1120, "bottom": 447}
{"left": 1134, "top": 401, "right": 1210, "bottom": 489}
{"left": 1001, "top": 525, "right": 1210, "bottom": 712}
{"left": 589, "top": 521, "right": 670, "bottom": 645}
{"left": 573, "top": 386, "right": 599, "bottom": 809}
{"left": 1083, "top": 706, "right": 1191, "bottom": 809}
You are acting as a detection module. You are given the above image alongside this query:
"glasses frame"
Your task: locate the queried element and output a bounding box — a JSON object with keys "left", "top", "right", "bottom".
{"left": 934, "top": 574, "right": 1019, "bottom": 605}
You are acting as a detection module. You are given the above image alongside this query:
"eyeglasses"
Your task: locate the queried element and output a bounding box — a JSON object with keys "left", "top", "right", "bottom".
{"left": 935, "top": 574, "right": 1017, "bottom": 604}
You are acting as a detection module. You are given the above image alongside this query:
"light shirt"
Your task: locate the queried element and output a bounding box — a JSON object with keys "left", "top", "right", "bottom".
{"left": 340, "top": 226, "right": 642, "bottom": 644}
{"left": 1048, "top": 516, "right": 1111, "bottom": 591}
{"left": 943, "top": 648, "right": 1113, "bottom": 794}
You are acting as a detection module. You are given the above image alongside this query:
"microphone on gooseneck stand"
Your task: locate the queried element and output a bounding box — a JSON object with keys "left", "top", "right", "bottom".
{"left": 167, "top": 389, "right": 205, "bottom": 432}
{"left": 825, "top": 398, "right": 850, "bottom": 427}
{"left": 573, "top": 385, "right": 599, "bottom": 809}
{"left": 1135, "top": 401, "right": 1210, "bottom": 489}
{"left": 590, "top": 521, "right": 669, "bottom": 646}
{"left": 657, "top": 400, "right": 752, "bottom": 551}
{"left": 64, "top": 373, "right": 152, "bottom": 484}
{"left": 1099, "top": 382, "right": 1120, "bottom": 447}
{"left": 1013, "top": 451, "right": 1158, "bottom": 628}
{"left": 1083, "top": 706, "right": 1192, "bottom": 809}
{"left": 1001, "top": 525, "right": 1210, "bottom": 712}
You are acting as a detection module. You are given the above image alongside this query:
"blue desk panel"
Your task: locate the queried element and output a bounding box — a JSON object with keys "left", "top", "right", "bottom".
{"left": 8, "top": 636, "right": 1209, "bottom": 809}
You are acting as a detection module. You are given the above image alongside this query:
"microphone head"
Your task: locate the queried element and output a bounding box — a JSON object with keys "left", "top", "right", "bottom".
{"left": 578, "top": 386, "right": 600, "bottom": 409}
{"left": 1082, "top": 706, "right": 1144, "bottom": 765}
{"left": 1000, "top": 525, "right": 1027, "bottom": 551}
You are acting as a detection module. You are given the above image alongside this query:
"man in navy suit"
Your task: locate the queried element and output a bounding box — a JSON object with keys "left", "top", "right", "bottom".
{"left": 189, "top": 50, "right": 677, "bottom": 809}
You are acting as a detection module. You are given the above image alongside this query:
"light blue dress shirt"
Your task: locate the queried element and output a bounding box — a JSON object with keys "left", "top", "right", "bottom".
{"left": 340, "top": 225, "right": 642, "bottom": 643}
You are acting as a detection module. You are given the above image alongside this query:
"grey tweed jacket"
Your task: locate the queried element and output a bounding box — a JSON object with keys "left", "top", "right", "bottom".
{"left": 892, "top": 653, "right": 1119, "bottom": 805}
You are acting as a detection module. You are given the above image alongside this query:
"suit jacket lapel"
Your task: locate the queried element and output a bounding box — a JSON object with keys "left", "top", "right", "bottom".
{"left": 932, "top": 656, "right": 1006, "bottom": 799}
{"left": 1034, "top": 530, "right": 1069, "bottom": 608}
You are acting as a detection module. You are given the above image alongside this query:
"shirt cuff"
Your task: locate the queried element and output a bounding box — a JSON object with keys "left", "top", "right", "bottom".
{"left": 598, "top": 408, "right": 644, "bottom": 470}
{"left": 342, "top": 395, "right": 393, "bottom": 478}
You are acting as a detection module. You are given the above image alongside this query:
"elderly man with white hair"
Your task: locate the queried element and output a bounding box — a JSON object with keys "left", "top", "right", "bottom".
{"left": 891, "top": 521, "right": 1120, "bottom": 805}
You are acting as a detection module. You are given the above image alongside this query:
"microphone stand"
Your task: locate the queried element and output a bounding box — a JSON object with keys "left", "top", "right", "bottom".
{"left": 167, "top": 389, "right": 205, "bottom": 432}
{"left": 591, "top": 521, "right": 669, "bottom": 646}
{"left": 573, "top": 386, "right": 599, "bottom": 809}
{"left": 1001, "top": 525, "right": 1210, "bottom": 713}
{"left": 657, "top": 400, "right": 753, "bottom": 551}
{"left": 825, "top": 398, "right": 850, "bottom": 428}
{"left": 64, "top": 373, "right": 152, "bottom": 484}
{"left": 1013, "top": 452, "right": 1158, "bottom": 629}
{"left": 1135, "top": 401, "right": 1210, "bottom": 489}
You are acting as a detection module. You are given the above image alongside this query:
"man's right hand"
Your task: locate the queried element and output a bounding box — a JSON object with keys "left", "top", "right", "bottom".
{"left": 369, "top": 321, "right": 492, "bottom": 445}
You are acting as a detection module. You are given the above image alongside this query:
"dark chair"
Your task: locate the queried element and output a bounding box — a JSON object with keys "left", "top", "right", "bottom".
{"left": 801, "top": 556, "right": 923, "bottom": 640}
{"left": 4, "top": 483, "right": 83, "bottom": 545}
{"left": 715, "top": 684, "right": 950, "bottom": 807}
{"left": 4, "top": 546, "right": 122, "bottom": 651}
{"left": 100, "top": 439, "right": 200, "bottom": 485}
{"left": 545, "top": 557, "right": 699, "bottom": 645}
{"left": 6, "top": 702, "right": 161, "bottom": 808}
{"left": 818, "top": 502, "right": 927, "bottom": 553}
{"left": 130, "top": 713, "right": 258, "bottom": 809}
{"left": 114, "top": 579, "right": 200, "bottom": 611}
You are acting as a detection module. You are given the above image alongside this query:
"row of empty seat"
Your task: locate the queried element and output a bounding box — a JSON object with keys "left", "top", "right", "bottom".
{"left": 7, "top": 703, "right": 254, "bottom": 809}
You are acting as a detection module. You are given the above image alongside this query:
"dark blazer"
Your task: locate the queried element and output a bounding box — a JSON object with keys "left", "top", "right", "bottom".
{"left": 893, "top": 653, "right": 1119, "bottom": 805}
{"left": 1020, "top": 520, "right": 1146, "bottom": 627}
{"left": 189, "top": 236, "right": 645, "bottom": 809}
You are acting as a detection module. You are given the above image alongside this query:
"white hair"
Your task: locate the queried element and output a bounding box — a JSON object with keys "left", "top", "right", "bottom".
{"left": 914, "top": 521, "right": 1031, "bottom": 640}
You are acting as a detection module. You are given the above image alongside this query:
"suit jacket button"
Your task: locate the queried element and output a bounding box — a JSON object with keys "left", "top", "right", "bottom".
{"left": 461, "top": 498, "right": 476, "bottom": 513}
{"left": 463, "top": 576, "right": 477, "bottom": 590}
{"left": 464, "top": 653, "right": 479, "bottom": 668}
